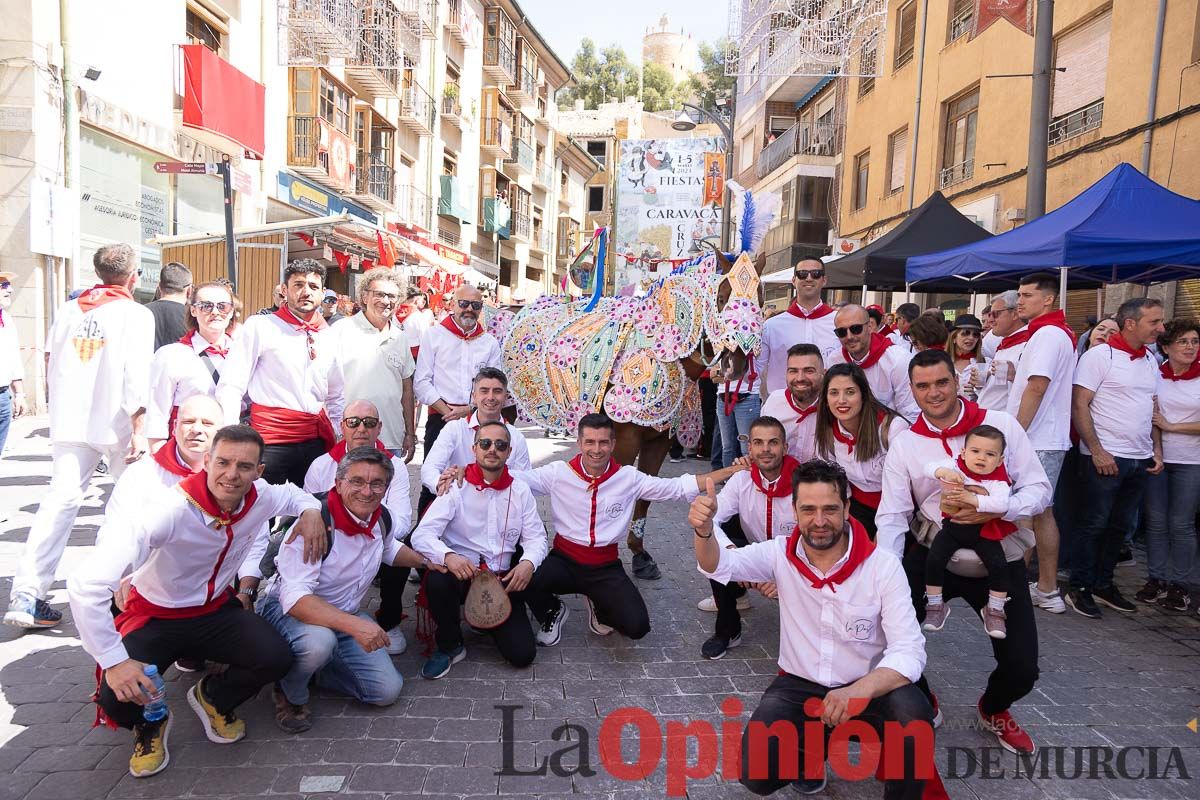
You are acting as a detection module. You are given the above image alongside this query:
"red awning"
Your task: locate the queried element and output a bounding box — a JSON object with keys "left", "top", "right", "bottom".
{"left": 181, "top": 44, "right": 266, "bottom": 159}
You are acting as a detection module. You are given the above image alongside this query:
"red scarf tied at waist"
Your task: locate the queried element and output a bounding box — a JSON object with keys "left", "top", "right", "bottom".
{"left": 152, "top": 444, "right": 195, "bottom": 477}
{"left": 945, "top": 456, "right": 1017, "bottom": 541}
{"left": 1107, "top": 333, "right": 1149, "bottom": 361}
{"left": 843, "top": 333, "right": 893, "bottom": 370}
{"left": 910, "top": 398, "right": 987, "bottom": 456}
{"left": 750, "top": 456, "right": 799, "bottom": 540}
{"left": 996, "top": 309, "right": 1077, "bottom": 351}
{"left": 441, "top": 314, "right": 484, "bottom": 340}
{"left": 464, "top": 463, "right": 514, "bottom": 491}
{"left": 1161, "top": 359, "right": 1200, "bottom": 381}
{"left": 785, "top": 516, "right": 875, "bottom": 592}
{"left": 77, "top": 284, "right": 133, "bottom": 313}
{"left": 786, "top": 302, "right": 834, "bottom": 320}
{"left": 328, "top": 438, "right": 392, "bottom": 461}
{"left": 327, "top": 486, "right": 381, "bottom": 538}
{"left": 555, "top": 454, "right": 622, "bottom": 563}
{"left": 250, "top": 404, "right": 336, "bottom": 449}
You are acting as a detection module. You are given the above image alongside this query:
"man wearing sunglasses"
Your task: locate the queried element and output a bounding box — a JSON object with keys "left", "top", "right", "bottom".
{"left": 0, "top": 270, "right": 28, "bottom": 462}
{"left": 413, "top": 284, "right": 502, "bottom": 457}
{"left": 218, "top": 259, "right": 345, "bottom": 488}
{"left": 759, "top": 258, "right": 840, "bottom": 396}
{"left": 411, "top": 421, "right": 547, "bottom": 679}
{"left": 826, "top": 304, "right": 919, "bottom": 420}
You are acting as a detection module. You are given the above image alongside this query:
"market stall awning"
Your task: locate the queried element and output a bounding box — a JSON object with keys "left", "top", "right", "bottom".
{"left": 181, "top": 44, "right": 266, "bottom": 159}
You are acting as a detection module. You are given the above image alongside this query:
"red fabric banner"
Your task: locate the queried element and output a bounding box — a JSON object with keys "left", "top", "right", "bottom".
{"left": 971, "top": 0, "right": 1034, "bottom": 40}
{"left": 180, "top": 44, "right": 266, "bottom": 158}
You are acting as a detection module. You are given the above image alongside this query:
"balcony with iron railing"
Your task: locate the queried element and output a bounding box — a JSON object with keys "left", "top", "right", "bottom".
{"left": 288, "top": 115, "right": 354, "bottom": 192}
{"left": 354, "top": 152, "right": 395, "bottom": 208}
{"left": 949, "top": 4, "right": 973, "bottom": 43}
{"left": 939, "top": 158, "right": 975, "bottom": 190}
{"left": 504, "top": 139, "right": 536, "bottom": 177}
{"left": 483, "top": 37, "right": 516, "bottom": 85}
{"left": 1049, "top": 99, "right": 1104, "bottom": 146}
{"left": 399, "top": 82, "right": 435, "bottom": 135}
{"left": 533, "top": 160, "right": 554, "bottom": 189}
{"left": 480, "top": 116, "right": 513, "bottom": 159}
{"left": 398, "top": 184, "right": 432, "bottom": 230}
{"left": 755, "top": 121, "right": 839, "bottom": 180}
{"left": 440, "top": 90, "right": 464, "bottom": 129}
{"left": 397, "top": 0, "right": 436, "bottom": 38}
{"left": 445, "top": 0, "right": 470, "bottom": 46}
{"left": 345, "top": 5, "right": 401, "bottom": 96}
{"left": 509, "top": 62, "right": 537, "bottom": 104}
{"left": 286, "top": 0, "right": 358, "bottom": 59}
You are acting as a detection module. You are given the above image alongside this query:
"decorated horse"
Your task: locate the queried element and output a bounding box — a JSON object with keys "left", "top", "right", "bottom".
{"left": 487, "top": 192, "right": 779, "bottom": 580}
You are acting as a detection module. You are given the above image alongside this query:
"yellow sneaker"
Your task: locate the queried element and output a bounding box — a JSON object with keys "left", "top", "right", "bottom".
{"left": 129, "top": 714, "right": 171, "bottom": 778}
{"left": 187, "top": 679, "right": 245, "bottom": 744}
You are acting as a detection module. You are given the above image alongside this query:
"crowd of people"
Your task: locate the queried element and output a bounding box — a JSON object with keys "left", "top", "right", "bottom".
{"left": 0, "top": 247, "right": 1193, "bottom": 798}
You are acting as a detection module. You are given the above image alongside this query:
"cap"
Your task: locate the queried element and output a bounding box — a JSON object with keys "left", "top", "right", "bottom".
{"left": 0, "top": 271, "right": 16, "bottom": 283}
{"left": 951, "top": 314, "right": 983, "bottom": 331}
{"left": 866, "top": 304, "right": 884, "bottom": 314}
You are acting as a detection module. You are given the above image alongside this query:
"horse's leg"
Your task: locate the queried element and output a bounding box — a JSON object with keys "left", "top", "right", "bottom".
{"left": 625, "top": 425, "right": 671, "bottom": 580}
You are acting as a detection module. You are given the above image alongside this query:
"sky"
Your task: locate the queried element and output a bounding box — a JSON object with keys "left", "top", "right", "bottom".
{"left": 515, "top": 0, "right": 727, "bottom": 70}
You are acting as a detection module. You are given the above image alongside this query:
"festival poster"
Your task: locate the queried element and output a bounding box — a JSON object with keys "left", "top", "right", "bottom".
{"left": 613, "top": 137, "right": 725, "bottom": 295}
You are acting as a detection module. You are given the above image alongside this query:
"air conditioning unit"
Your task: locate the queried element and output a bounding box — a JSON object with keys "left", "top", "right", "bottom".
{"left": 1005, "top": 207, "right": 1026, "bottom": 221}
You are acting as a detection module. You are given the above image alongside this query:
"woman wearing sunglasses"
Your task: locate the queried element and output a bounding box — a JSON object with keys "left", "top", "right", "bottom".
{"left": 947, "top": 314, "right": 986, "bottom": 401}
{"left": 145, "top": 280, "right": 235, "bottom": 451}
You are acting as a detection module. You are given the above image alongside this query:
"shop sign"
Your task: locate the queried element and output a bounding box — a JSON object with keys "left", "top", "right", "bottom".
{"left": 277, "top": 172, "right": 378, "bottom": 226}
{"left": 78, "top": 88, "right": 229, "bottom": 163}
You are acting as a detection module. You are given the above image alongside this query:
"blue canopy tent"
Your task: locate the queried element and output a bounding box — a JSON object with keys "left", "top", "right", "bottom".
{"left": 906, "top": 164, "right": 1200, "bottom": 292}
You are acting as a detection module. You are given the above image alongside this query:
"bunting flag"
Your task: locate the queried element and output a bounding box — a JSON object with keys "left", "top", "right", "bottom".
{"left": 376, "top": 230, "right": 397, "bottom": 267}
{"left": 971, "top": 0, "right": 1033, "bottom": 40}
{"left": 333, "top": 250, "right": 350, "bottom": 274}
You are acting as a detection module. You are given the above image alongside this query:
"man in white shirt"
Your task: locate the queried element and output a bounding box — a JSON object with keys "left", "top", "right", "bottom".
{"left": 758, "top": 258, "right": 839, "bottom": 394}
{"left": 327, "top": 268, "right": 416, "bottom": 459}
{"left": 5, "top": 245, "right": 154, "bottom": 631}
{"left": 413, "top": 284, "right": 502, "bottom": 456}
{"left": 402, "top": 289, "right": 435, "bottom": 355}
{"left": 1069, "top": 297, "right": 1165, "bottom": 619}
{"left": 887, "top": 303, "right": 920, "bottom": 354}
{"left": 0, "top": 270, "right": 28, "bottom": 458}
{"left": 975, "top": 291, "right": 1023, "bottom": 411}
{"left": 876, "top": 349, "right": 1049, "bottom": 755}
{"left": 761, "top": 343, "right": 824, "bottom": 462}
{"left": 691, "top": 459, "right": 932, "bottom": 797}
{"left": 67, "top": 425, "right": 328, "bottom": 778}
{"left": 412, "top": 420, "right": 547, "bottom": 679}
{"left": 827, "top": 304, "right": 918, "bottom": 419}
{"left": 216, "top": 259, "right": 345, "bottom": 487}
{"left": 259, "top": 447, "right": 429, "bottom": 733}
{"left": 1010, "top": 274, "right": 1078, "bottom": 614}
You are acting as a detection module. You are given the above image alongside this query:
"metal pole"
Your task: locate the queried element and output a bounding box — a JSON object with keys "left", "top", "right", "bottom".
{"left": 1140, "top": 0, "right": 1168, "bottom": 174}
{"left": 1025, "top": 0, "right": 1055, "bottom": 221}
{"left": 220, "top": 155, "right": 237, "bottom": 287}
{"left": 904, "top": 0, "right": 930, "bottom": 211}
{"left": 60, "top": 0, "right": 80, "bottom": 288}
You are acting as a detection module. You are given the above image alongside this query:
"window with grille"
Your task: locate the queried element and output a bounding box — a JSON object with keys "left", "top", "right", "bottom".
{"left": 1049, "top": 10, "right": 1111, "bottom": 144}
{"left": 894, "top": 1, "right": 917, "bottom": 70}
{"left": 853, "top": 151, "right": 870, "bottom": 211}
{"left": 859, "top": 43, "right": 877, "bottom": 97}
{"left": 948, "top": 0, "right": 973, "bottom": 44}
{"left": 941, "top": 89, "right": 978, "bottom": 188}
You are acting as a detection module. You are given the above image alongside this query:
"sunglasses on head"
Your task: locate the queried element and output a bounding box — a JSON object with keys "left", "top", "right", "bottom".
{"left": 834, "top": 323, "right": 866, "bottom": 338}
{"left": 192, "top": 300, "right": 232, "bottom": 314}
{"left": 476, "top": 438, "right": 510, "bottom": 452}
{"left": 794, "top": 269, "right": 825, "bottom": 280}
{"left": 457, "top": 299, "right": 484, "bottom": 311}
{"left": 344, "top": 416, "right": 380, "bottom": 429}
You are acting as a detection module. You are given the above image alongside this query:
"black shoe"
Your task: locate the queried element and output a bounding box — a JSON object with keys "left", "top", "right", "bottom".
{"left": 1065, "top": 589, "right": 1102, "bottom": 619}
{"left": 1116, "top": 548, "right": 1136, "bottom": 568}
{"left": 1135, "top": 578, "right": 1167, "bottom": 604}
{"left": 700, "top": 632, "right": 741, "bottom": 660}
{"left": 1160, "top": 584, "right": 1192, "bottom": 612}
{"left": 1093, "top": 586, "right": 1136, "bottom": 613}
{"left": 631, "top": 551, "right": 661, "bottom": 580}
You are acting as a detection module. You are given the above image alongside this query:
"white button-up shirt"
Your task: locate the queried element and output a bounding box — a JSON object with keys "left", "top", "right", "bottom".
{"left": 0, "top": 308, "right": 23, "bottom": 388}
{"left": 876, "top": 405, "right": 1050, "bottom": 560}
{"left": 145, "top": 334, "right": 229, "bottom": 440}
{"left": 713, "top": 469, "right": 797, "bottom": 548}
{"left": 821, "top": 416, "right": 910, "bottom": 496}
{"left": 327, "top": 313, "right": 414, "bottom": 450}
{"left": 826, "top": 345, "right": 919, "bottom": 421}
{"left": 701, "top": 528, "right": 926, "bottom": 687}
{"left": 420, "top": 413, "right": 532, "bottom": 492}
{"left": 216, "top": 313, "right": 345, "bottom": 428}
{"left": 1073, "top": 342, "right": 1160, "bottom": 459}
{"left": 303, "top": 450, "right": 412, "bottom": 536}
{"left": 976, "top": 331, "right": 1027, "bottom": 411}
{"left": 411, "top": 477, "right": 548, "bottom": 573}
{"left": 1008, "top": 323, "right": 1076, "bottom": 451}
{"left": 69, "top": 479, "right": 321, "bottom": 668}
{"left": 759, "top": 305, "right": 841, "bottom": 392}
{"left": 413, "top": 323, "right": 502, "bottom": 407}
{"left": 762, "top": 390, "right": 819, "bottom": 463}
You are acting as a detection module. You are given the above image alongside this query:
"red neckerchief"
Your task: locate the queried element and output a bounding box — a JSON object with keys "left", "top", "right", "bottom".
{"left": 995, "top": 324, "right": 1030, "bottom": 352}
{"left": 996, "top": 310, "right": 1077, "bottom": 351}
{"left": 843, "top": 333, "right": 893, "bottom": 370}
{"left": 177, "top": 470, "right": 258, "bottom": 603}
{"left": 956, "top": 455, "right": 1011, "bottom": 484}
{"left": 77, "top": 284, "right": 133, "bottom": 313}
{"left": 830, "top": 410, "right": 885, "bottom": 455}
{"left": 910, "top": 398, "right": 988, "bottom": 456}
{"left": 878, "top": 324, "right": 895, "bottom": 337}
{"left": 1161, "top": 359, "right": 1200, "bottom": 381}
{"left": 274, "top": 304, "right": 327, "bottom": 332}
{"left": 927, "top": 343, "right": 946, "bottom": 351}
{"left": 179, "top": 329, "right": 230, "bottom": 358}
{"left": 327, "top": 439, "right": 392, "bottom": 461}
{"left": 327, "top": 488, "right": 381, "bottom": 538}
{"left": 1107, "top": 333, "right": 1149, "bottom": 361}
{"left": 786, "top": 301, "right": 834, "bottom": 320}
{"left": 945, "top": 456, "right": 1018, "bottom": 541}
{"left": 441, "top": 314, "right": 484, "bottom": 340}
{"left": 568, "top": 454, "right": 622, "bottom": 547}
{"left": 751, "top": 456, "right": 799, "bottom": 540}
{"left": 786, "top": 392, "right": 819, "bottom": 425}
{"left": 153, "top": 444, "right": 195, "bottom": 477}
{"left": 464, "top": 463, "right": 514, "bottom": 491}
{"left": 785, "top": 516, "right": 876, "bottom": 592}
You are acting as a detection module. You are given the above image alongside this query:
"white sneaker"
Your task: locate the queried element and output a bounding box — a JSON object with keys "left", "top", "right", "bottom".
{"left": 696, "top": 595, "right": 751, "bottom": 612}
{"left": 535, "top": 602, "right": 569, "bottom": 647}
{"left": 584, "top": 596, "right": 614, "bottom": 636}
{"left": 1028, "top": 582, "right": 1066, "bottom": 614}
{"left": 385, "top": 626, "right": 407, "bottom": 655}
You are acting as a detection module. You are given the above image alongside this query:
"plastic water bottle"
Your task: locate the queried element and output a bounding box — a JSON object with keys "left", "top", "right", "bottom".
{"left": 142, "top": 665, "right": 167, "bottom": 722}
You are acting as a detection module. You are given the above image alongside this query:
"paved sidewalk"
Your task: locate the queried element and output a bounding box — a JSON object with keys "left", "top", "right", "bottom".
{"left": 0, "top": 415, "right": 1198, "bottom": 799}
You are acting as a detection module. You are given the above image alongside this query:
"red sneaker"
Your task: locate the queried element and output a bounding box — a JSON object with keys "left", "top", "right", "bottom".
{"left": 977, "top": 699, "right": 1034, "bottom": 753}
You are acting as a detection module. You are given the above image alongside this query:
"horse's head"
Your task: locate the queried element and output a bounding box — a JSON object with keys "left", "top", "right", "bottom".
{"left": 701, "top": 248, "right": 766, "bottom": 384}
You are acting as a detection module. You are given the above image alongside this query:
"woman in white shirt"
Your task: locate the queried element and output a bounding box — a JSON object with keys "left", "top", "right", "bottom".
{"left": 1139, "top": 320, "right": 1200, "bottom": 612}
{"left": 813, "top": 363, "right": 910, "bottom": 539}
{"left": 146, "top": 280, "right": 234, "bottom": 450}
{"left": 947, "top": 314, "right": 985, "bottom": 399}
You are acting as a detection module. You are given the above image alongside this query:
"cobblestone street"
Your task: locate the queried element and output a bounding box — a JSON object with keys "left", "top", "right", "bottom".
{"left": 1, "top": 416, "right": 1197, "bottom": 800}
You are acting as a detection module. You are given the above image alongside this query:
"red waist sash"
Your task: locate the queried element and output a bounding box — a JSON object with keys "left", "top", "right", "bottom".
{"left": 249, "top": 403, "right": 335, "bottom": 448}
{"left": 553, "top": 533, "right": 620, "bottom": 566}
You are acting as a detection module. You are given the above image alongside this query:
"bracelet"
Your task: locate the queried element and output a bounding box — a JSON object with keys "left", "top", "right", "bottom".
{"left": 694, "top": 528, "right": 713, "bottom": 539}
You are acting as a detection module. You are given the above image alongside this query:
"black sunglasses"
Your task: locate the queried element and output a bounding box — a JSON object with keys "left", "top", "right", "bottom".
{"left": 476, "top": 438, "right": 510, "bottom": 452}
{"left": 457, "top": 299, "right": 484, "bottom": 311}
{"left": 0, "top": 281, "right": 11, "bottom": 290}
{"left": 322, "top": 296, "right": 338, "bottom": 304}
{"left": 344, "top": 416, "right": 380, "bottom": 429}
{"left": 794, "top": 269, "right": 825, "bottom": 280}
{"left": 834, "top": 323, "right": 866, "bottom": 338}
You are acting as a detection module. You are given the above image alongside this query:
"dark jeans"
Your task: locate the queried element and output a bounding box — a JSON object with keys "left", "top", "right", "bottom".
{"left": 903, "top": 539, "right": 1039, "bottom": 716}
{"left": 1142, "top": 462, "right": 1200, "bottom": 585}
{"left": 710, "top": 516, "right": 749, "bottom": 640}
{"left": 422, "top": 411, "right": 447, "bottom": 458}
{"left": 97, "top": 597, "right": 292, "bottom": 729}
{"left": 261, "top": 438, "right": 327, "bottom": 487}
{"left": 525, "top": 551, "right": 650, "bottom": 639}
{"left": 1071, "top": 455, "right": 1151, "bottom": 592}
{"left": 424, "top": 570, "right": 536, "bottom": 667}
{"left": 926, "top": 521, "right": 1009, "bottom": 594}
{"left": 375, "top": 526, "right": 414, "bottom": 632}
{"left": 739, "top": 673, "right": 932, "bottom": 799}
{"left": 1051, "top": 445, "right": 1084, "bottom": 574}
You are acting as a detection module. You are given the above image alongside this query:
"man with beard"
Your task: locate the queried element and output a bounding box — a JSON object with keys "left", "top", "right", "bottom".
{"left": 691, "top": 459, "right": 931, "bottom": 797}
{"left": 758, "top": 259, "right": 839, "bottom": 394}
{"left": 761, "top": 344, "right": 825, "bottom": 462}
{"left": 827, "top": 304, "right": 919, "bottom": 420}
{"left": 413, "top": 284, "right": 502, "bottom": 455}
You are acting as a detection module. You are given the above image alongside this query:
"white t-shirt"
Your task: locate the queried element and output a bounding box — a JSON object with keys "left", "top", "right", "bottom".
{"left": 1156, "top": 374, "right": 1200, "bottom": 465}
{"left": 1073, "top": 343, "right": 1160, "bottom": 459}
{"left": 1007, "top": 324, "right": 1076, "bottom": 451}
{"left": 327, "top": 314, "right": 415, "bottom": 450}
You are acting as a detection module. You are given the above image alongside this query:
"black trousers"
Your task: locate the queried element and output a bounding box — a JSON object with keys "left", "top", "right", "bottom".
{"left": 422, "top": 411, "right": 447, "bottom": 457}
{"left": 903, "top": 537, "right": 1039, "bottom": 716}
{"left": 97, "top": 598, "right": 292, "bottom": 729}
{"left": 710, "top": 515, "right": 749, "bottom": 640}
{"left": 524, "top": 551, "right": 651, "bottom": 639}
{"left": 849, "top": 498, "right": 879, "bottom": 541}
{"left": 424, "top": 570, "right": 536, "bottom": 667}
{"left": 740, "top": 673, "right": 932, "bottom": 799}
{"left": 699, "top": 377, "right": 717, "bottom": 459}
{"left": 261, "top": 438, "right": 327, "bottom": 487}
{"left": 925, "top": 521, "right": 1009, "bottom": 594}
{"left": 375, "top": 527, "right": 414, "bottom": 632}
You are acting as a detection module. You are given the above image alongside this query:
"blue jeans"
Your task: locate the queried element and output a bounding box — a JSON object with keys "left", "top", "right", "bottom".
{"left": 258, "top": 596, "right": 403, "bottom": 707}
{"left": 716, "top": 393, "right": 761, "bottom": 469}
{"left": 1142, "top": 463, "right": 1200, "bottom": 585}
{"left": 0, "top": 389, "right": 11, "bottom": 455}
{"left": 1071, "top": 455, "right": 1151, "bottom": 592}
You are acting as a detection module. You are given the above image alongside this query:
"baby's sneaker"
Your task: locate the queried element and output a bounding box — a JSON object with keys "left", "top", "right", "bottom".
{"left": 982, "top": 605, "right": 1007, "bottom": 639}
{"left": 922, "top": 603, "right": 950, "bottom": 632}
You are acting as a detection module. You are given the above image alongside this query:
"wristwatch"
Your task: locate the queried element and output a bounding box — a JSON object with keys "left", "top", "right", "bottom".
{"left": 238, "top": 587, "right": 259, "bottom": 603}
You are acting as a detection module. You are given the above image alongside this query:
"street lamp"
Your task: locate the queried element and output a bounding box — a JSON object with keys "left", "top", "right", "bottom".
{"left": 671, "top": 100, "right": 734, "bottom": 254}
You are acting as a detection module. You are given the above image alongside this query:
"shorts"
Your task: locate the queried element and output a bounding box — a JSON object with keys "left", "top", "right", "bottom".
{"left": 1036, "top": 449, "right": 1067, "bottom": 492}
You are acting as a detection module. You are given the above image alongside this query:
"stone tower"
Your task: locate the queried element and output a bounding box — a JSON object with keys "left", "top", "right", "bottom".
{"left": 641, "top": 14, "right": 697, "bottom": 85}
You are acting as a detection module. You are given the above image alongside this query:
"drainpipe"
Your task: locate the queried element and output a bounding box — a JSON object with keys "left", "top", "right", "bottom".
{"left": 60, "top": 0, "right": 80, "bottom": 289}
{"left": 904, "top": 0, "right": 929, "bottom": 211}
{"left": 1140, "top": 0, "right": 1167, "bottom": 174}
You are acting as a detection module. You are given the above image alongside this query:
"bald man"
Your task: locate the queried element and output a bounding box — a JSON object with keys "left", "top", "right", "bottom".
{"left": 413, "top": 285, "right": 502, "bottom": 456}
{"left": 826, "top": 304, "right": 919, "bottom": 420}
